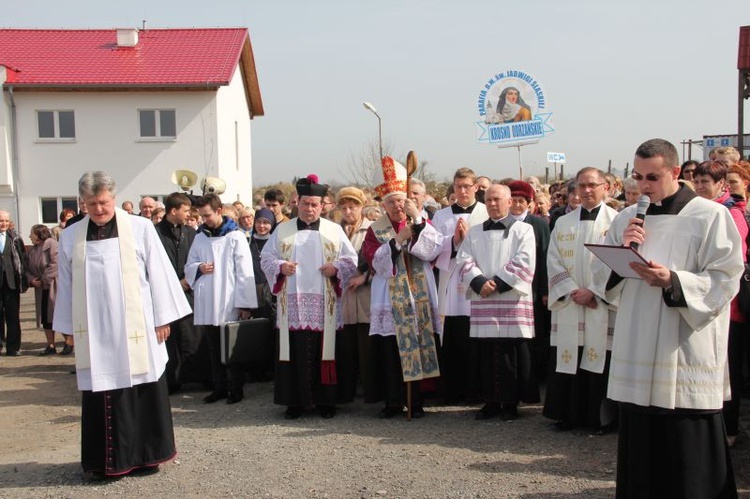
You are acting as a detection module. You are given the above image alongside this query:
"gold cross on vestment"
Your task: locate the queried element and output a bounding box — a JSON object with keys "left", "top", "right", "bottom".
{"left": 561, "top": 349, "right": 572, "bottom": 364}
{"left": 75, "top": 324, "right": 87, "bottom": 338}
{"left": 129, "top": 330, "right": 145, "bottom": 345}
{"left": 587, "top": 348, "right": 599, "bottom": 362}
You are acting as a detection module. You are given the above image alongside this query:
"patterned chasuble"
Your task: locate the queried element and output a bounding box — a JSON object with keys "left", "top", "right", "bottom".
{"left": 372, "top": 216, "right": 440, "bottom": 382}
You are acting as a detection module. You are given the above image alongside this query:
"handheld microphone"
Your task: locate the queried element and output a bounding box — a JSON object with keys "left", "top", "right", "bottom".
{"left": 630, "top": 195, "right": 650, "bottom": 251}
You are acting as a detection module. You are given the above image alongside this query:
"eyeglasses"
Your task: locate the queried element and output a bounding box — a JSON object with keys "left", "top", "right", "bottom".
{"left": 453, "top": 183, "right": 475, "bottom": 191}
{"left": 632, "top": 171, "right": 665, "bottom": 182}
{"left": 576, "top": 182, "right": 606, "bottom": 190}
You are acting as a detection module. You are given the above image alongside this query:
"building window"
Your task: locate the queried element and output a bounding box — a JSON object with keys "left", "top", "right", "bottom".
{"left": 41, "top": 197, "right": 78, "bottom": 224}
{"left": 139, "top": 109, "right": 176, "bottom": 138}
{"left": 37, "top": 110, "right": 75, "bottom": 140}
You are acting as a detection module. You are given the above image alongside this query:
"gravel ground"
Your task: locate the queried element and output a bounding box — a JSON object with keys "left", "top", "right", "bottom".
{"left": 1, "top": 295, "right": 749, "bottom": 498}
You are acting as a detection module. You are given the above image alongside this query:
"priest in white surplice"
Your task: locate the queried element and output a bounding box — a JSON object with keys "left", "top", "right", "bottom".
{"left": 431, "top": 167, "right": 487, "bottom": 405}
{"left": 456, "top": 184, "right": 537, "bottom": 421}
{"left": 54, "top": 171, "right": 191, "bottom": 479}
{"left": 543, "top": 167, "right": 619, "bottom": 433}
{"left": 261, "top": 175, "right": 357, "bottom": 420}
{"left": 594, "top": 139, "right": 742, "bottom": 498}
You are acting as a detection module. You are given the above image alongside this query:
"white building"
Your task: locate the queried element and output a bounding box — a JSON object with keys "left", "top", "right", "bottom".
{"left": 0, "top": 27, "right": 264, "bottom": 233}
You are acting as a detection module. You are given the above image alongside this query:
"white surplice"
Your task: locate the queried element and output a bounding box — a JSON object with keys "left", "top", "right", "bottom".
{"left": 53, "top": 216, "right": 191, "bottom": 392}
{"left": 547, "top": 205, "right": 618, "bottom": 374}
{"left": 260, "top": 219, "right": 357, "bottom": 332}
{"left": 456, "top": 221, "right": 536, "bottom": 338}
{"left": 432, "top": 203, "right": 488, "bottom": 319}
{"left": 185, "top": 229, "right": 257, "bottom": 326}
{"left": 595, "top": 197, "right": 743, "bottom": 410}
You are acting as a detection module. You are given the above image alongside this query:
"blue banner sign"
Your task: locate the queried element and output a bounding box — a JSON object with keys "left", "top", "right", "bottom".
{"left": 475, "top": 70, "right": 554, "bottom": 148}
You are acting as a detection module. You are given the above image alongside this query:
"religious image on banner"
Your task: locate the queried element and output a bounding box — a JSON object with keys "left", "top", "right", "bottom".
{"left": 476, "top": 69, "right": 554, "bottom": 148}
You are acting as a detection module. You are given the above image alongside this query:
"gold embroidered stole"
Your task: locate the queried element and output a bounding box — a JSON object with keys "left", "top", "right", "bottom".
{"left": 372, "top": 216, "right": 440, "bottom": 381}
{"left": 276, "top": 218, "right": 340, "bottom": 365}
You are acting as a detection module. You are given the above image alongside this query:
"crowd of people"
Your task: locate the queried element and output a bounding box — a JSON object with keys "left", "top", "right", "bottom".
{"left": 0, "top": 140, "right": 746, "bottom": 496}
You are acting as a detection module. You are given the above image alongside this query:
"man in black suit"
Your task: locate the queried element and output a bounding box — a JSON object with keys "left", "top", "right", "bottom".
{"left": 0, "top": 210, "right": 27, "bottom": 356}
{"left": 155, "top": 192, "right": 202, "bottom": 393}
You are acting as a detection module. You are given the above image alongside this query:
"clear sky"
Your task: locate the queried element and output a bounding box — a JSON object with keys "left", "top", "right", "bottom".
{"left": 4, "top": 0, "right": 750, "bottom": 185}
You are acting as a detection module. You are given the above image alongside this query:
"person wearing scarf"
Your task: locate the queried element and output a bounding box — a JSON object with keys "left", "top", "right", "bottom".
{"left": 53, "top": 171, "right": 191, "bottom": 479}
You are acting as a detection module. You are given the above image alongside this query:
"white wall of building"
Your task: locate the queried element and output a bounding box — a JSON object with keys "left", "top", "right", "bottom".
{"left": 5, "top": 83, "right": 253, "bottom": 234}
{"left": 216, "top": 66, "right": 254, "bottom": 206}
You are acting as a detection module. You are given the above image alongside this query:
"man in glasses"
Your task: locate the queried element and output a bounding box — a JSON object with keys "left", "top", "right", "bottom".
{"left": 543, "top": 167, "right": 618, "bottom": 434}
{"left": 432, "top": 168, "right": 487, "bottom": 405}
{"left": 595, "top": 138, "right": 742, "bottom": 497}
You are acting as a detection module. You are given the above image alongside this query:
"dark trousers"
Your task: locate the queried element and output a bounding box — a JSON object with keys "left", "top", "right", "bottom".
{"left": 205, "top": 325, "right": 228, "bottom": 395}
{"left": 724, "top": 320, "right": 747, "bottom": 436}
{"left": 0, "top": 275, "right": 21, "bottom": 353}
{"left": 164, "top": 314, "right": 202, "bottom": 393}
{"left": 441, "top": 316, "right": 473, "bottom": 402}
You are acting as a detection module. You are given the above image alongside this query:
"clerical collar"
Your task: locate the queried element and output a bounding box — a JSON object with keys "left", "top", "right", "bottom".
{"left": 87, "top": 215, "right": 118, "bottom": 241}
{"left": 647, "top": 184, "right": 696, "bottom": 215}
{"left": 483, "top": 215, "right": 515, "bottom": 237}
{"left": 451, "top": 201, "right": 477, "bottom": 214}
{"left": 297, "top": 218, "right": 320, "bottom": 231}
{"left": 579, "top": 204, "right": 602, "bottom": 221}
{"left": 511, "top": 210, "right": 528, "bottom": 222}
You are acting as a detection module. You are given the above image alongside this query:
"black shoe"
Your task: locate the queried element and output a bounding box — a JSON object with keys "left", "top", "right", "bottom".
{"left": 60, "top": 344, "right": 74, "bottom": 355}
{"left": 411, "top": 406, "right": 425, "bottom": 419}
{"left": 69, "top": 368, "right": 77, "bottom": 375}
{"left": 475, "top": 403, "right": 501, "bottom": 420}
{"left": 39, "top": 346, "right": 57, "bottom": 356}
{"left": 379, "top": 406, "right": 403, "bottom": 419}
{"left": 226, "top": 392, "right": 244, "bottom": 405}
{"left": 202, "top": 392, "right": 227, "bottom": 404}
{"left": 6, "top": 351, "right": 20, "bottom": 357}
{"left": 499, "top": 406, "right": 518, "bottom": 421}
{"left": 284, "top": 406, "right": 303, "bottom": 419}
{"left": 318, "top": 405, "right": 336, "bottom": 419}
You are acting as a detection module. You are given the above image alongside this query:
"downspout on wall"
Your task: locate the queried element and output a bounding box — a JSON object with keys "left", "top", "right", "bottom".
{"left": 7, "top": 86, "right": 21, "bottom": 226}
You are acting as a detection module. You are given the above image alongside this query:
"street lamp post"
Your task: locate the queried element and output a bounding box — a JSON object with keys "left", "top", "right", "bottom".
{"left": 363, "top": 101, "right": 383, "bottom": 161}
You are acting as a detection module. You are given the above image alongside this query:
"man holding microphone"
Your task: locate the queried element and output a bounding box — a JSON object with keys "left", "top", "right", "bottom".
{"left": 595, "top": 138, "right": 742, "bottom": 498}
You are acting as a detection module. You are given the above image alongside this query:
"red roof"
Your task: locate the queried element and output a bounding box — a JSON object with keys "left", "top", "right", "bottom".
{"left": 0, "top": 28, "right": 263, "bottom": 116}
{"left": 740, "top": 25, "right": 750, "bottom": 70}
{"left": 0, "top": 28, "right": 249, "bottom": 86}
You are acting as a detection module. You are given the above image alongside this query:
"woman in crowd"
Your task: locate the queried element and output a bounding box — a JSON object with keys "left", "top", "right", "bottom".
{"left": 534, "top": 192, "right": 552, "bottom": 223}
{"left": 51, "top": 208, "right": 75, "bottom": 241}
{"left": 238, "top": 208, "right": 255, "bottom": 241}
{"left": 336, "top": 187, "right": 373, "bottom": 402}
{"left": 26, "top": 225, "right": 68, "bottom": 355}
{"left": 693, "top": 161, "right": 748, "bottom": 448}
{"left": 151, "top": 207, "right": 165, "bottom": 225}
{"left": 679, "top": 159, "right": 699, "bottom": 183}
{"left": 727, "top": 164, "right": 750, "bottom": 203}
{"left": 621, "top": 177, "right": 641, "bottom": 209}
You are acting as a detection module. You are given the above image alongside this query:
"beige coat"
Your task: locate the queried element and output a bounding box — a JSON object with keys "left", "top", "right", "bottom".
{"left": 26, "top": 238, "right": 58, "bottom": 328}
{"left": 341, "top": 218, "right": 372, "bottom": 324}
